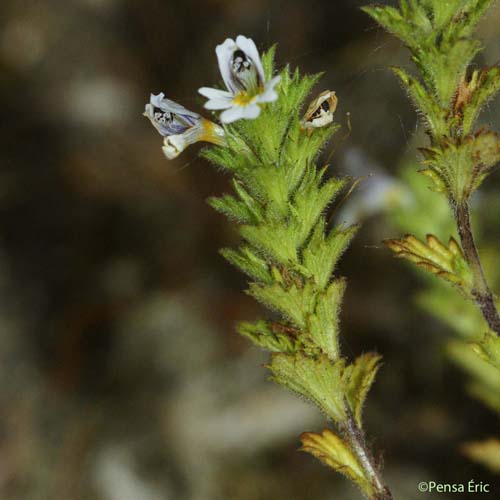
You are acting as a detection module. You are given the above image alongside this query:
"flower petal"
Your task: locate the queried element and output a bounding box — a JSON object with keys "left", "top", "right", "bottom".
{"left": 201, "top": 90, "right": 234, "bottom": 110}
{"left": 240, "top": 103, "right": 261, "bottom": 119}
{"left": 150, "top": 93, "right": 199, "bottom": 120}
{"left": 162, "top": 135, "right": 185, "bottom": 159}
{"left": 220, "top": 103, "right": 261, "bottom": 123}
{"left": 199, "top": 86, "right": 233, "bottom": 100}
{"left": 145, "top": 93, "right": 201, "bottom": 136}
{"left": 150, "top": 92, "right": 166, "bottom": 108}
{"left": 144, "top": 102, "right": 185, "bottom": 136}
{"left": 219, "top": 106, "right": 246, "bottom": 124}
{"left": 257, "top": 75, "right": 281, "bottom": 103}
{"left": 199, "top": 86, "right": 234, "bottom": 110}
{"left": 205, "top": 100, "right": 232, "bottom": 110}
{"left": 235, "top": 35, "right": 265, "bottom": 85}
{"left": 215, "top": 38, "right": 238, "bottom": 94}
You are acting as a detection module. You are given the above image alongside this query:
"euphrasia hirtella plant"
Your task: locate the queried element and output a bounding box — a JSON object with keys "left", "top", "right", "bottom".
{"left": 362, "top": 2, "right": 500, "bottom": 379}
{"left": 144, "top": 36, "right": 393, "bottom": 500}
{"left": 363, "top": 0, "right": 500, "bottom": 473}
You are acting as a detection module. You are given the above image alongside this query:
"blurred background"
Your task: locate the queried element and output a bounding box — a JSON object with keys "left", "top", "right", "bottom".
{"left": 0, "top": 0, "right": 499, "bottom": 499}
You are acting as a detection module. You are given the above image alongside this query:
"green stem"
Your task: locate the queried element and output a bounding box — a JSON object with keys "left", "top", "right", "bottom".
{"left": 341, "top": 405, "right": 394, "bottom": 500}
{"left": 455, "top": 202, "right": 500, "bottom": 336}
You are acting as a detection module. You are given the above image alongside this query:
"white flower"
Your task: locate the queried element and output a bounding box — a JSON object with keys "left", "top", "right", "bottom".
{"left": 199, "top": 35, "right": 281, "bottom": 124}
{"left": 301, "top": 90, "right": 338, "bottom": 130}
{"left": 144, "top": 93, "right": 225, "bottom": 159}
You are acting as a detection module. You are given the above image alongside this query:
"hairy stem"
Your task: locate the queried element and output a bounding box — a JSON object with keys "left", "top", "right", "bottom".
{"left": 342, "top": 405, "right": 394, "bottom": 500}
{"left": 455, "top": 202, "right": 500, "bottom": 335}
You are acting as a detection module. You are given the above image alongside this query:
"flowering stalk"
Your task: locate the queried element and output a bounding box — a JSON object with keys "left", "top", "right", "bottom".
{"left": 204, "top": 42, "right": 394, "bottom": 500}
{"left": 144, "top": 37, "right": 394, "bottom": 499}
{"left": 364, "top": 0, "right": 500, "bottom": 470}
{"left": 363, "top": 0, "right": 500, "bottom": 345}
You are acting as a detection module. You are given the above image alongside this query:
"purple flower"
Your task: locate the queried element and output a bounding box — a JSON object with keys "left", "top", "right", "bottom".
{"left": 144, "top": 93, "right": 224, "bottom": 159}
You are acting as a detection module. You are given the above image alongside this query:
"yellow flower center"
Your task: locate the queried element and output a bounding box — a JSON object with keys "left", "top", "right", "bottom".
{"left": 231, "top": 86, "right": 264, "bottom": 107}
{"left": 232, "top": 92, "right": 254, "bottom": 106}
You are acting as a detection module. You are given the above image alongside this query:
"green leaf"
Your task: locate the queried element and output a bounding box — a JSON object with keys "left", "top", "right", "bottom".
{"left": 465, "top": 130, "right": 500, "bottom": 194}
{"left": 240, "top": 223, "right": 298, "bottom": 264}
{"left": 426, "top": 39, "right": 482, "bottom": 106}
{"left": 431, "top": 0, "right": 466, "bottom": 29}
{"left": 221, "top": 246, "right": 272, "bottom": 284}
{"left": 238, "top": 320, "right": 297, "bottom": 353}
{"left": 209, "top": 179, "right": 264, "bottom": 224}
{"left": 343, "top": 353, "right": 382, "bottom": 427}
{"left": 421, "top": 131, "right": 500, "bottom": 201}
{"left": 209, "top": 194, "right": 253, "bottom": 223}
{"left": 385, "top": 234, "right": 473, "bottom": 293}
{"left": 201, "top": 131, "right": 256, "bottom": 174}
{"left": 303, "top": 220, "right": 359, "bottom": 290}
{"left": 362, "top": 5, "right": 418, "bottom": 48}
{"left": 451, "top": 0, "right": 497, "bottom": 39}
{"left": 282, "top": 121, "right": 339, "bottom": 174}
{"left": 291, "top": 171, "right": 347, "bottom": 247}
{"left": 308, "top": 278, "right": 346, "bottom": 361}
{"left": 278, "top": 67, "right": 322, "bottom": 120}
{"left": 404, "top": 0, "right": 433, "bottom": 33}
{"left": 261, "top": 45, "right": 277, "bottom": 80}
{"left": 456, "top": 66, "right": 500, "bottom": 135}
{"left": 268, "top": 353, "right": 347, "bottom": 421}
{"left": 392, "top": 67, "right": 448, "bottom": 138}
{"left": 248, "top": 281, "right": 317, "bottom": 330}
{"left": 418, "top": 167, "right": 448, "bottom": 193}
{"left": 302, "top": 218, "right": 359, "bottom": 289}
{"left": 233, "top": 67, "right": 321, "bottom": 168}
{"left": 250, "top": 166, "right": 291, "bottom": 218}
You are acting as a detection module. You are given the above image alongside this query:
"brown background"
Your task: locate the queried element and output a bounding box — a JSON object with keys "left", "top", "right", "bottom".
{"left": 0, "top": 1, "right": 499, "bottom": 499}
